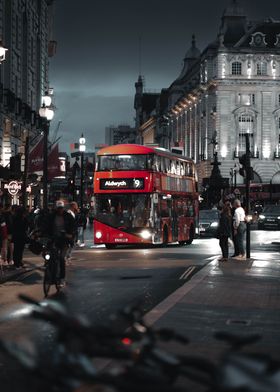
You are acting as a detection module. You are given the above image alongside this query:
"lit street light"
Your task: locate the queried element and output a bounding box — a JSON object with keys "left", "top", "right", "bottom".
{"left": 79, "top": 134, "right": 86, "bottom": 209}
{"left": 39, "top": 93, "right": 54, "bottom": 210}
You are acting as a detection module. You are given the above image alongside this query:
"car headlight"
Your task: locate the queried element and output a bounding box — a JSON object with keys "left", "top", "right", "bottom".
{"left": 210, "top": 222, "right": 218, "bottom": 227}
{"left": 259, "top": 215, "right": 265, "bottom": 220}
{"left": 140, "top": 230, "right": 151, "bottom": 239}
{"left": 277, "top": 216, "right": 280, "bottom": 220}
{"left": 95, "top": 231, "right": 102, "bottom": 239}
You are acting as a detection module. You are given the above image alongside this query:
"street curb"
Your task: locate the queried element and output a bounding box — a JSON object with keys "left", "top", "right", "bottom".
{"left": 144, "top": 258, "right": 217, "bottom": 326}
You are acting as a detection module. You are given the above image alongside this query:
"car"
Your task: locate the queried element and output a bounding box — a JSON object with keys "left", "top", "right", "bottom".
{"left": 258, "top": 205, "right": 280, "bottom": 230}
{"left": 199, "top": 209, "right": 220, "bottom": 237}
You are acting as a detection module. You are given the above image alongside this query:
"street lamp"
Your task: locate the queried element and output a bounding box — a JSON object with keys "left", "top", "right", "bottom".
{"left": 39, "top": 94, "right": 54, "bottom": 210}
{"left": 0, "top": 41, "right": 8, "bottom": 63}
{"left": 79, "top": 134, "right": 86, "bottom": 209}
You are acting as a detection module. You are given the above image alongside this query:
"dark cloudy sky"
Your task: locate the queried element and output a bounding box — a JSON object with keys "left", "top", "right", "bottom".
{"left": 49, "top": 0, "right": 280, "bottom": 152}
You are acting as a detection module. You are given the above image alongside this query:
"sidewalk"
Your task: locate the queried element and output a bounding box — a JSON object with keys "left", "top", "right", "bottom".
{"left": 0, "top": 251, "right": 42, "bottom": 284}
{"left": 145, "top": 251, "right": 280, "bottom": 363}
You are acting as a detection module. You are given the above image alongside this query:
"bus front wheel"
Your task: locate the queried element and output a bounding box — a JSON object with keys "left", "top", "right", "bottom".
{"left": 162, "top": 226, "right": 168, "bottom": 246}
{"left": 105, "top": 244, "right": 117, "bottom": 249}
{"left": 186, "top": 225, "right": 194, "bottom": 245}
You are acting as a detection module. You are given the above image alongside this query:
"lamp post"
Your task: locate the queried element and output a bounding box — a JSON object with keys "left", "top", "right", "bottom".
{"left": 39, "top": 94, "right": 54, "bottom": 210}
{"left": 79, "top": 134, "right": 86, "bottom": 209}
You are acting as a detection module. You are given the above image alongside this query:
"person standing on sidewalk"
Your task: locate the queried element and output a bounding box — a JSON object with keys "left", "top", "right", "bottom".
{"left": 218, "top": 203, "right": 232, "bottom": 262}
{"left": 12, "top": 206, "right": 29, "bottom": 269}
{"left": 0, "top": 204, "right": 8, "bottom": 267}
{"left": 3, "top": 204, "right": 15, "bottom": 266}
{"left": 232, "top": 199, "right": 246, "bottom": 260}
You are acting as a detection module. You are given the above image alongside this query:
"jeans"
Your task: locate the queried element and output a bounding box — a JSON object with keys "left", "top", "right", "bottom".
{"left": 219, "top": 236, "right": 229, "bottom": 258}
{"left": 236, "top": 222, "right": 246, "bottom": 255}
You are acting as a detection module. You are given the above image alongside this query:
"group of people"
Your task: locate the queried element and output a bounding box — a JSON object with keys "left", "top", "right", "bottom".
{"left": 0, "top": 201, "right": 88, "bottom": 281}
{"left": 0, "top": 203, "right": 30, "bottom": 269}
{"left": 217, "top": 199, "right": 247, "bottom": 262}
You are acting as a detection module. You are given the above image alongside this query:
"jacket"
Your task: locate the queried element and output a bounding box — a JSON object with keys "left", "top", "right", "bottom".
{"left": 218, "top": 213, "right": 232, "bottom": 238}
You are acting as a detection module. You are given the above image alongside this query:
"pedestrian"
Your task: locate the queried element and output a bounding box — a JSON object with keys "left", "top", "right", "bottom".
{"left": 232, "top": 199, "right": 246, "bottom": 260}
{"left": 3, "top": 204, "right": 16, "bottom": 266}
{"left": 12, "top": 206, "right": 29, "bottom": 269}
{"left": 217, "top": 203, "right": 232, "bottom": 262}
{"left": 65, "top": 201, "right": 79, "bottom": 263}
{"left": 47, "top": 200, "right": 76, "bottom": 286}
{"left": 0, "top": 204, "right": 8, "bottom": 267}
{"left": 77, "top": 208, "right": 87, "bottom": 247}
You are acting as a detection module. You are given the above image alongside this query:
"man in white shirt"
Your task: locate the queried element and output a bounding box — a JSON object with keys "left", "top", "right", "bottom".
{"left": 233, "top": 199, "right": 246, "bottom": 259}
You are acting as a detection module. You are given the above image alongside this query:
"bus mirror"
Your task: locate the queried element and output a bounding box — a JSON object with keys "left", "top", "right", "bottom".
{"left": 153, "top": 193, "right": 159, "bottom": 204}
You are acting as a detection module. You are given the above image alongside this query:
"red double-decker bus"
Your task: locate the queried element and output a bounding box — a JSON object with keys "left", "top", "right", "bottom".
{"left": 93, "top": 144, "right": 199, "bottom": 248}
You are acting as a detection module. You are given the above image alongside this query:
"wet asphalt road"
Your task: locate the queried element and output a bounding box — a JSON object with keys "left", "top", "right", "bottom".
{"left": 0, "top": 229, "right": 279, "bottom": 391}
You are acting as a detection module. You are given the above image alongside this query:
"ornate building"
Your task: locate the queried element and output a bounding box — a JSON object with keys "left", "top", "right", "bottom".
{"left": 0, "top": 0, "right": 56, "bottom": 172}
{"left": 134, "top": 0, "right": 280, "bottom": 188}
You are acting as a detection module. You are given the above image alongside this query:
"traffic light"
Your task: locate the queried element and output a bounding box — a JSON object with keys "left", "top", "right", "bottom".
{"left": 239, "top": 154, "right": 246, "bottom": 177}
{"left": 67, "top": 178, "right": 75, "bottom": 195}
{"left": 239, "top": 153, "right": 254, "bottom": 180}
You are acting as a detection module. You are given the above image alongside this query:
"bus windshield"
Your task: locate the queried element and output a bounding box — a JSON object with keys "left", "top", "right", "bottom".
{"left": 95, "top": 194, "right": 151, "bottom": 228}
{"left": 98, "top": 155, "right": 152, "bottom": 171}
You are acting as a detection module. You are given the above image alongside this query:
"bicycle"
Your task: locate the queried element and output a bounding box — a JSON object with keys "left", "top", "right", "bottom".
{"left": 42, "top": 241, "right": 62, "bottom": 297}
{"left": 29, "top": 233, "right": 66, "bottom": 297}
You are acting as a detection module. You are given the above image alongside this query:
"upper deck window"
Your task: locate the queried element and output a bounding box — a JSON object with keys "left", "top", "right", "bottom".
{"left": 98, "top": 154, "right": 152, "bottom": 171}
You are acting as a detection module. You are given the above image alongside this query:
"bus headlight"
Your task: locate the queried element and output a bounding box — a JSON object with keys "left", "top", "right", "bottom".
{"left": 140, "top": 230, "right": 151, "bottom": 239}
{"left": 95, "top": 231, "right": 102, "bottom": 239}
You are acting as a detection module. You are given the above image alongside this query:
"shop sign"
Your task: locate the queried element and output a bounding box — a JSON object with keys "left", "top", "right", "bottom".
{"left": 4, "top": 181, "right": 22, "bottom": 196}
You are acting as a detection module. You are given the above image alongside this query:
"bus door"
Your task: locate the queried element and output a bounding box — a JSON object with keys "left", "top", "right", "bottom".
{"left": 151, "top": 193, "right": 161, "bottom": 243}
{"left": 171, "top": 198, "right": 178, "bottom": 242}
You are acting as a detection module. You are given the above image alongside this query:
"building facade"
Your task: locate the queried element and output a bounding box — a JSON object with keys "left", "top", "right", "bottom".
{"left": 0, "top": 0, "right": 55, "bottom": 172}
{"left": 134, "top": 1, "right": 280, "bottom": 189}
{"left": 105, "top": 124, "right": 137, "bottom": 146}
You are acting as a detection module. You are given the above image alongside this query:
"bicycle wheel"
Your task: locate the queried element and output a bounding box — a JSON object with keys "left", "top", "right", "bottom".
{"left": 43, "top": 264, "right": 52, "bottom": 297}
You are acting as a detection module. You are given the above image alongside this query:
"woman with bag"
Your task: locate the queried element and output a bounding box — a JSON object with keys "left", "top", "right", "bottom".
{"left": 218, "top": 203, "right": 232, "bottom": 262}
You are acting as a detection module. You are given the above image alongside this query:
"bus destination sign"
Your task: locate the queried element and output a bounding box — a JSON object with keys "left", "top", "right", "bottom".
{"left": 100, "top": 178, "right": 144, "bottom": 190}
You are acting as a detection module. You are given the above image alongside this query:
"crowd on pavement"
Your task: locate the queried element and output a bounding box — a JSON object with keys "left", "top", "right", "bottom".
{"left": 0, "top": 201, "right": 89, "bottom": 275}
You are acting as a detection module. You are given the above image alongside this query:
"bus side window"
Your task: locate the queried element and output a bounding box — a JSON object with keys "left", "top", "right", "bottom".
{"left": 161, "top": 156, "right": 166, "bottom": 173}
{"left": 189, "top": 164, "right": 193, "bottom": 176}
{"left": 180, "top": 163, "right": 185, "bottom": 176}
{"left": 176, "top": 161, "right": 180, "bottom": 175}
{"left": 171, "top": 160, "right": 176, "bottom": 174}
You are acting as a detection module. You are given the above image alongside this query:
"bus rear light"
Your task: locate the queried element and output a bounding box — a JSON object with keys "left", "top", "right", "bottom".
{"left": 95, "top": 231, "right": 102, "bottom": 239}
{"left": 140, "top": 230, "right": 151, "bottom": 240}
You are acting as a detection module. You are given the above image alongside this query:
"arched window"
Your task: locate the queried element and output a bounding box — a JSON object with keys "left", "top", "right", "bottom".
{"left": 238, "top": 114, "right": 254, "bottom": 152}
{"left": 232, "top": 62, "right": 242, "bottom": 75}
{"left": 256, "top": 62, "right": 267, "bottom": 75}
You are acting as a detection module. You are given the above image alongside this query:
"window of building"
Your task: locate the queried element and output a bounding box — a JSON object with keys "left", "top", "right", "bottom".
{"left": 238, "top": 114, "right": 254, "bottom": 152}
{"left": 278, "top": 94, "right": 280, "bottom": 106}
{"left": 256, "top": 62, "right": 267, "bottom": 75}
{"left": 238, "top": 94, "right": 255, "bottom": 106}
{"left": 231, "top": 62, "right": 242, "bottom": 75}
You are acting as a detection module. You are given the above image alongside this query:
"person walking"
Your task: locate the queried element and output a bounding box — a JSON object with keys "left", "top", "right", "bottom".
{"left": 77, "top": 208, "right": 87, "bottom": 247}
{"left": 65, "top": 201, "right": 79, "bottom": 263}
{"left": 232, "top": 199, "right": 246, "bottom": 259}
{"left": 218, "top": 203, "right": 232, "bottom": 262}
{"left": 12, "top": 206, "right": 29, "bottom": 269}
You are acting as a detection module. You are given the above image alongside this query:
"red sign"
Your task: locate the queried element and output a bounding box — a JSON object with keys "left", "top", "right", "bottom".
{"left": 48, "top": 144, "right": 61, "bottom": 180}
{"left": 29, "top": 137, "right": 44, "bottom": 172}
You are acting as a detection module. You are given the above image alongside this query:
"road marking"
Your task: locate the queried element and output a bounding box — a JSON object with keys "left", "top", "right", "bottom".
{"left": 179, "top": 266, "right": 196, "bottom": 280}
